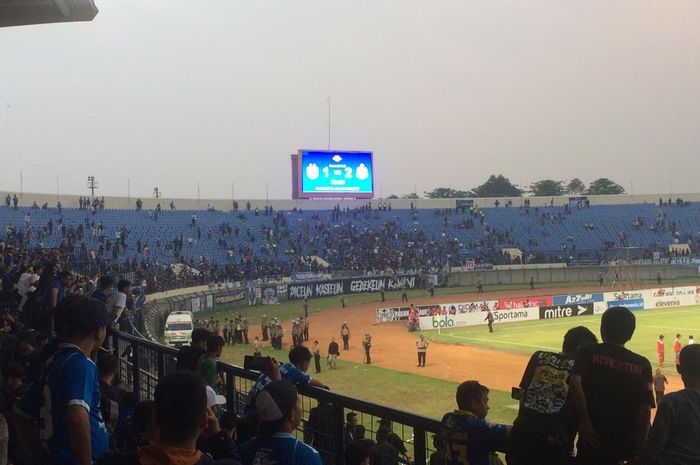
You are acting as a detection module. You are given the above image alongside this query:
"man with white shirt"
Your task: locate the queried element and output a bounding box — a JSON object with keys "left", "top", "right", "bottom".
{"left": 106, "top": 279, "right": 131, "bottom": 329}
{"left": 17, "top": 265, "right": 42, "bottom": 313}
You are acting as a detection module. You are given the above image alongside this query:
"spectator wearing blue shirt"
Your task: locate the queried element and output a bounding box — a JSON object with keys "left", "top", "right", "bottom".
{"left": 440, "top": 381, "right": 510, "bottom": 465}
{"left": 249, "top": 346, "right": 329, "bottom": 402}
{"left": 15, "top": 295, "right": 112, "bottom": 465}
{"left": 241, "top": 380, "right": 322, "bottom": 465}
{"left": 49, "top": 271, "right": 73, "bottom": 311}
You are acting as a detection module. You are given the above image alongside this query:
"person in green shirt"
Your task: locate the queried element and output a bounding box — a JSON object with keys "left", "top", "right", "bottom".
{"left": 199, "top": 334, "right": 225, "bottom": 394}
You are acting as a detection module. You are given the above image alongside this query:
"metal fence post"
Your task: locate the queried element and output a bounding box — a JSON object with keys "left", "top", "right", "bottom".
{"left": 132, "top": 339, "right": 141, "bottom": 397}
{"left": 225, "top": 367, "right": 236, "bottom": 413}
{"left": 413, "top": 427, "right": 427, "bottom": 465}
{"left": 331, "top": 402, "right": 345, "bottom": 465}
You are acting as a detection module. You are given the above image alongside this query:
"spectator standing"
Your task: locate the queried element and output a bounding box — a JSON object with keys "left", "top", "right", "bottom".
{"left": 16, "top": 296, "right": 111, "bottom": 465}
{"left": 97, "top": 371, "right": 240, "bottom": 465}
{"left": 200, "top": 335, "right": 225, "bottom": 395}
{"left": 106, "top": 279, "right": 131, "bottom": 329}
{"left": 507, "top": 326, "right": 598, "bottom": 465}
{"left": 249, "top": 347, "right": 328, "bottom": 401}
{"left": 416, "top": 335, "right": 428, "bottom": 367}
{"left": 570, "top": 307, "right": 654, "bottom": 465}
{"left": 344, "top": 412, "right": 358, "bottom": 445}
{"left": 240, "top": 380, "right": 322, "bottom": 465}
{"left": 327, "top": 338, "right": 340, "bottom": 370}
{"left": 176, "top": 327, "right": 210, "bottom": 371}
{"left": 653, "top": 368, "right": 668, "bottom": 405}
{"left": 341, "top": 322, "right": 350, "bottom": 351}
{"left": 638, "top": 344, "right": 700, "bottom": 465}
{"left": 690, "top": 335, "right": 696, "bottom": 345}
{"left": 440, "top": 381, "right": 510, "bottom": 465}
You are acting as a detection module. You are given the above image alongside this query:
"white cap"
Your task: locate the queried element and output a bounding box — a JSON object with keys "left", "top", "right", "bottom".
{"left": 206, "top": 386, "right": 226, "bottom": 409}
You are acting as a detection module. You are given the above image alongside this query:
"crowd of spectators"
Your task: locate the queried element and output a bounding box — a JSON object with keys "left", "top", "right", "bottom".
{"left": 2, "top": 197, "right": 699, "bottom": 285}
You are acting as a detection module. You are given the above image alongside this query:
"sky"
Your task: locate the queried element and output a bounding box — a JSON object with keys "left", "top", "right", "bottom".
{"left": 1, "top": 1, "right": 699, "bottom": 200}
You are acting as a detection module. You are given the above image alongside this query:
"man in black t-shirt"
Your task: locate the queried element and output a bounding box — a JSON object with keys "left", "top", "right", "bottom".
{"left": 570, "top": 307, "right": 655, "bottom": 465}
{"left": 507, "top": 326, "right": 598, "bottom": 465}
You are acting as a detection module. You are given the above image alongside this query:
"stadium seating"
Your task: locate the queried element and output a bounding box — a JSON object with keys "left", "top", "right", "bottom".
{"left": 1, "top": 201, "right": 698, "bottom": 273}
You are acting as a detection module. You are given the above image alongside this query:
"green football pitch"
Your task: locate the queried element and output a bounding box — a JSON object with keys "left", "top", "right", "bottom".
{"left": 419, "top": 305, "right": 700, "bottom": 370}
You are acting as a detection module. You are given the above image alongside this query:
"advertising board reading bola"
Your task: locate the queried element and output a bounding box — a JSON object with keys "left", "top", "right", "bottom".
{"left": 291, "top": 150, "right": 374, "bottom": 199}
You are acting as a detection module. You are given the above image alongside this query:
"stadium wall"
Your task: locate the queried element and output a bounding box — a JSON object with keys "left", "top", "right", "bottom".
{"left": 375, "top": 285, "right": 700, "bottom": 328}
{"left": 3, "top": 190, "right": 700, "bottom": 211}
{"left": 447, "top": 264, "right": 699, "bottom": 287}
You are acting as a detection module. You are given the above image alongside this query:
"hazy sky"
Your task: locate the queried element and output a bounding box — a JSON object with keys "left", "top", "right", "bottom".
{"left": 1, "top": 1, "right": 699, "bottom": 199}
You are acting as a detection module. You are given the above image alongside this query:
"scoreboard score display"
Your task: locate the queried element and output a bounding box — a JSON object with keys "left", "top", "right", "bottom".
{"left": 291, "top": 150, "right": 374, "bottom": 199}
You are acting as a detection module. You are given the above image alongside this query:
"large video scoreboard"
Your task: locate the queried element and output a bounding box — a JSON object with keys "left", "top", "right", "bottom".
{"left": 291, "top": 150, "right": 374, "bottom": 199}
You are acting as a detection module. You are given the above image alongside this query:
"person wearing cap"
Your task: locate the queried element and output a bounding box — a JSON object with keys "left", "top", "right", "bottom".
{"left": 341, "top": 322, "right": 350, "bottom": 351}
{"left": 638, "top": 344, "right": 700, "bottom": 465}
{"left": 15, "top": 295, "right": 112, "bottom": 465}
{"left": 97, "top": 371, "right": 240, "bottom": 465}
{"left": 240, "top": 380, "right": 322, "bottom": 465}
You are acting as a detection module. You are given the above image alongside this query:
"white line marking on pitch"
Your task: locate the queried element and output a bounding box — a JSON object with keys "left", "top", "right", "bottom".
{"left": 445, "top": 333, "right": 559, "bottom": 351}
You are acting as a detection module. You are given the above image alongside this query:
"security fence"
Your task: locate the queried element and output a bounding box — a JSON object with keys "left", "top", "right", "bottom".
{"left": 113, "top": 331, "right": 442, "bottom": 465}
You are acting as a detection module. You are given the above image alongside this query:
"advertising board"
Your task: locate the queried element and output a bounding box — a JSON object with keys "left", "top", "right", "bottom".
{"left": 552, "top": 293, "right": 604, "bottom": 306}
{"left": 539, "top": 303, "right": 594, "bottom": 319}
{"left": 418, "top": 308, "right": 539, "bottom": 329}
{"left": 288, "top": 275, "right": 417, "bottom": 300}
{"left": 498, "top": 296, "right": 552, "bottom": 310}
{"left": 606, "top": 298, "right": 645, "bottom": 311}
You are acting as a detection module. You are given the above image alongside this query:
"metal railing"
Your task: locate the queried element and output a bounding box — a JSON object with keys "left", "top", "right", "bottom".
{"left": 112, "top": 331, "right": 442, "bottom": 465}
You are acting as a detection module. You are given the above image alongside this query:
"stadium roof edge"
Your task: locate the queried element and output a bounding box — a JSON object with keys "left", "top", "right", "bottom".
{"left": 0, "top": 0, "right": 98, "bottom": 28}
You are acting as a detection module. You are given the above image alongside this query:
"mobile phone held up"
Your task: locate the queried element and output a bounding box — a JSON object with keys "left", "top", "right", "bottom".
{"left": 244, "top": 355, "right": 269, "bottom": 371}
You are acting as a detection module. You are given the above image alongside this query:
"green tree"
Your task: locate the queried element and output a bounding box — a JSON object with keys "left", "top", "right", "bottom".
{"left": 401, "top": 192, "right": 420, "bottom": 199}
{"left": 423, "top": 187, "right": 474, "bottom": 198}
{"left": 471, "top": 175, "right": 523, "bottom": 198}
{"left": 566, "top": 178, "right": 586, "bottom": 195}
{"left": 529, "top": 179, "right": 565, "bottom": 197}
{"left": 587, "top": 178, "right": 625, "bottom": 195}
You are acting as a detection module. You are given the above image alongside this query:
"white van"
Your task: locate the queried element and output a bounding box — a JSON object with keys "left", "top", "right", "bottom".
{"left": 163, "top": 311, "right": 194, "bottom": 347}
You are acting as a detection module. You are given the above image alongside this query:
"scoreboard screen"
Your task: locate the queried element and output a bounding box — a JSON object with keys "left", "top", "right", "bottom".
{"left": 292, "top": 150, "right": 374, "bottom": 199}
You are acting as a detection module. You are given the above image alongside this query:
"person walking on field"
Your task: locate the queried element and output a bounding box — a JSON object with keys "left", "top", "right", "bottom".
{"left": 341, "top": 322, "right": 350, "bottom": 350}
{"left": 485, "top": 309, "right": 495, "bottom": 333}
{"left": 416, "top": 335, "right": 428, "bottom": 367}
{"left": 363, "top": 333, "right": 372, "bottom": 364}
{"left": 653, "top": 368, "right": 668, "bottom": 405}
{"left": 328, "top": 337, "right": 340, "bottom": 369}
{"left": 657, "top": 334, "right": 665, "bottom": 367}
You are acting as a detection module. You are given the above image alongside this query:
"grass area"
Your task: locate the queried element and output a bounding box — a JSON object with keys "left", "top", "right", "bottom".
{"left": 219, "top": 341, "right": 517, "bottom": 425}
{"left": 420, "top": 305, "right": 700, "bottom": 371}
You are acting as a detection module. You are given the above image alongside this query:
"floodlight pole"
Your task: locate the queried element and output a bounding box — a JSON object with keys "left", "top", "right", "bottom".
{"left": 327, "top": 95, "right": 331, "bottom": 150}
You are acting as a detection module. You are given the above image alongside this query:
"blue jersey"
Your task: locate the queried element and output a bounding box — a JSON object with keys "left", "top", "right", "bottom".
{"left": 240, "top": 432, "right": 322, "bottom": 465}
{"left": 250, "top": 363, "right": 311, "bottom": 399}
{"left": 440, "top": 410, "right": 508, "bottom": 465}
{"left": 16, "top": 344, "right": 109, "bottom": 465}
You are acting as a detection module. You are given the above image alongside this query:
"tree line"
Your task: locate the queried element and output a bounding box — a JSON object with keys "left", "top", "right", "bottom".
{"left": 387, "top": 175, "right": 626, "bottom": 199}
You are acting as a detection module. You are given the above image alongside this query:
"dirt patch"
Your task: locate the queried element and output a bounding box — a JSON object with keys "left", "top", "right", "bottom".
{"left": 275, "top": 284, "right": 685, "bottom": 394}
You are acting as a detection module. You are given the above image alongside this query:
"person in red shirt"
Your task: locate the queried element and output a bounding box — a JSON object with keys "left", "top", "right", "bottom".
{"left": 657, "top": 335, "right": 665, "bottom": 367}
{"left": 674, "top": 333, "right": 682, "bottom": 365}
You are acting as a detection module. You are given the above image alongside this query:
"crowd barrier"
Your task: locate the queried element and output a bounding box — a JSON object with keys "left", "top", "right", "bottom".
{"left": 112, "top": 331, "right": 441, "bottom": 465}
{"left": 375, "top": 286, "right": 700, "bottom": 329}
